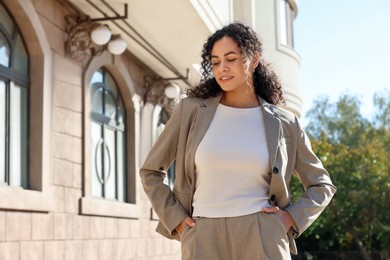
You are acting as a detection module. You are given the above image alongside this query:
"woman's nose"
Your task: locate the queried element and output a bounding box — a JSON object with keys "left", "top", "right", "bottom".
{"left": 219, "top": 62, "right": 228, "bottom": 72}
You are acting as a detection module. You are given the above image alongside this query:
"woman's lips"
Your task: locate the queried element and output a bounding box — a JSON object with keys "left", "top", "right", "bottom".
{"left": 220, "top": 76, "right": 233, "bottom": 81}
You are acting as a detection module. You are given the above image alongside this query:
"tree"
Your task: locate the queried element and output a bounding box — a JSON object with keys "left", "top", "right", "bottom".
{"left": 292, "top": 92, "right": 390, "bottom": 259}
{"left": 373, "top": 90, "right": 390, "bottom": 130}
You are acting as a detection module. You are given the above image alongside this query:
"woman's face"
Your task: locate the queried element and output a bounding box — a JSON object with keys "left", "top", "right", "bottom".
{"left": 210, "top": 36, "right": 257, "bottom": 94}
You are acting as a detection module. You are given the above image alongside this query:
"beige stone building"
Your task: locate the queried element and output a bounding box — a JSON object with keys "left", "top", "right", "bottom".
{"left": 0, "top": 0, "right": 299, "bottom": 259}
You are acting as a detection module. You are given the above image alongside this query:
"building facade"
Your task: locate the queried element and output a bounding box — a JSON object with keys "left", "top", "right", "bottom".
{"left": 0, "top": 0, "right": 299, "bottom": 259}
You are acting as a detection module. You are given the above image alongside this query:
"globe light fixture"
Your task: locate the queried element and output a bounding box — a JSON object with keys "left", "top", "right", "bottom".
{"left": 143, "top": 69, "right": 188, "bottom": 106}
{"left": 65, "top": 4, "right": 129, "bottom": 61}
{"left": 164, "top": 84, "right": 181, "bottom": 99}
{"left": 90, "top": 24, "right": 112, "bottom": 45}
{"left": 107, "top": 36, "right": 127, "bottom": 55}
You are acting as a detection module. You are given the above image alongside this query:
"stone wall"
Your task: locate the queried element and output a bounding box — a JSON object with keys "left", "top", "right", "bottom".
{"left": 0, "top": 0, "right": 181, "bottom": 259}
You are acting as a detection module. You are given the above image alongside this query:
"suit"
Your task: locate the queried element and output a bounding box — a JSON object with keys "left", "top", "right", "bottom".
{"left": 140, "top": 94, "right": 336, "bottom": 255}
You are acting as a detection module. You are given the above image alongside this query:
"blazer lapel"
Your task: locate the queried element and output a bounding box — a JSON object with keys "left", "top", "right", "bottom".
{"left": 193, "top": 95, "right": 222, "bottom": 149}
{"left": 259, "top": 97, "right": 281, "bottom": 170}
{"left": 186, "top": 95, "right": 222, "bottom": 187}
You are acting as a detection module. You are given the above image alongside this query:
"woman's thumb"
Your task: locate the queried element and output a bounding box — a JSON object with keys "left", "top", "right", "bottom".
{"left": 185, "top": 217, "right": 196, "bottom": 227}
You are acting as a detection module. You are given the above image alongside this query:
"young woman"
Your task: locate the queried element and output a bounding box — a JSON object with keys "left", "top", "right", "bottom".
{"left": 140, "top": 22, "right": 336, "bottom": 259}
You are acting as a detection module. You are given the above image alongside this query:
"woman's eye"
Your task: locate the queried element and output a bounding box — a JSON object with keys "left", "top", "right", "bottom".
{"left": 211, "top": 58, "right": 236, "bottom": 66}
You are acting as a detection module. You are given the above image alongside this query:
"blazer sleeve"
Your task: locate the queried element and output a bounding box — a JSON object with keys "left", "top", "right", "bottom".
{"left": 139, "top": 99, "right": 189, "bottom": 235}
{"left": 285, "top": 116, "right": 337, "bottom": 238}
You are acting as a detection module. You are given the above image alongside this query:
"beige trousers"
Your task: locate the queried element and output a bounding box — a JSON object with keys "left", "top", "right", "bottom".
{"left": 179, "top": 211, "right": 291, "bottom": 260}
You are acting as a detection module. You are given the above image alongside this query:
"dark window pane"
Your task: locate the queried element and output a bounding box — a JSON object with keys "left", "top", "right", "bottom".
{"left": 91, "top": 87, "right": 104, "bottom": 114}
{"left": 105, "top": 72, "right": 118, "bottom": 97}
{"left": 0, "top": 4, "right": 14, "bottom": 36}
{"left": 0, "top": 3, "right": 29, "bottom": 189}
{"left": 166, "top": 161, "right": 176, "bottom": 188}
{"left": 117, "top": 101, "right": 125, "bottom": 124}
{"left": 0, "top": 32, "right": 10, "bottom": 67}
{"left": 13, "top": 34, "right": 28, "bottom": 75}
{"left": 104, "top": 90, "right": 116, "bottom": 119}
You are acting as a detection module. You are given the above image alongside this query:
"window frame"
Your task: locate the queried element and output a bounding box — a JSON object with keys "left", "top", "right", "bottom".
{"left": 89, "top": 69, "right": 127, "bottom": 202}
{"left": 81, "top": 52, "right": 140, "bottom": 219}
{"left": 0, "top": 0, "right": 52, "bottom": 212}
{"left": 148, "top": 103, "right": 177, "bottom": 221}
{"left": 152, "top": 105, "right": 175, "bottom": 188}
{"left": 275, "top": 0, "right": 300, "bottom": 63}
{"left": 278, "top": 0, "right": 294, "bottom": 48}
{"left": 0, "top": 4, "right": 30, "bottom": 188}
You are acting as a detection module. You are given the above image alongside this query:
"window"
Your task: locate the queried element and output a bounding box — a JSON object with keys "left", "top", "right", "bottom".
{"left": 150, "top": 105, "right": 176, "bottom": 220}
{"left": 90, "top": 69, "right": 126, "bottom": 202}
{"left": 0, "top": 2, "right": 29, "bottom": 188}
{"left": 279, "top": 0, "right": 294, "bottom": 48}
{"left": 154, "top": 107, "right": 175, "bottom": 188}
{"left": 0, "top": 0, "right": 51, "bottom": 212}
{"left": 81, "top": 52, "right": 138, "bottom": 219}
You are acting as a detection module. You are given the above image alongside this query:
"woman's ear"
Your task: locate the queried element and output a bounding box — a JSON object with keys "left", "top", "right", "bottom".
{"left": 252, "top": 51, "right": 261, "bottom": 67}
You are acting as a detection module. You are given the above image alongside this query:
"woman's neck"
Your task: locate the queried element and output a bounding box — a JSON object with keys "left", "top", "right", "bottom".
{"left": 220, "top": 91, "right": 260, "bottom": 108}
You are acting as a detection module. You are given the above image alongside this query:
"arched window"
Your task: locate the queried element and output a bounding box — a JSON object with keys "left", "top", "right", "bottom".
{"left": 0, "top": 2, "right": 29, "bottom": 188}
{"left": 279, "top": 0, "right": 295, "bottom": 47}
{"left": 90, "top": 68, "right": 127, "bottom": 201}
{"left": 150, "top": 104, "right": 176, "bottom": 220}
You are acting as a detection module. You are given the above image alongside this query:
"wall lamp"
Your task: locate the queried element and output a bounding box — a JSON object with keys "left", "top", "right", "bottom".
{"left": 143, "top": 69, "right": 189, "bottom": 114}
{"left": 65, "top": 4, "right": 128, "bottom": 62}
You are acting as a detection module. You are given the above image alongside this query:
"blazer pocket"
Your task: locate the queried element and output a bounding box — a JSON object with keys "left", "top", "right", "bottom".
{"left": 178, "top": 224, "right": 191, "bottom": 239}
{"left": 271, "top": 213, "right": 288, "bottom": 234}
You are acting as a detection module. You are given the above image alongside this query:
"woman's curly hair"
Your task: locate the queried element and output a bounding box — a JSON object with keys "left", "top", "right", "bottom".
{"left": 187, "top": 21, "right": 284, "bottom": 106}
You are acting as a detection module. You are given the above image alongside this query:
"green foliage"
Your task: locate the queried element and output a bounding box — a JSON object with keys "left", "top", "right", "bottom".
{"left": 293, "top": 91, "right": 390, "bottom": 254}
{"left": 373, "top": 90, "right": 390, "bottom": 130}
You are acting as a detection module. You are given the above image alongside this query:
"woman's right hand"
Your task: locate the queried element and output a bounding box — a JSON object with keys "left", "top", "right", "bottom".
{"left": 176, "top": 217, "right": 196, "bottom": 234}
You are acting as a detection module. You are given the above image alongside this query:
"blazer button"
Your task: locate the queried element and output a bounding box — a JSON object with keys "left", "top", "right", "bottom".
{"left": 270, "top": 194, "right": 276, "bottom": 201}
{"left": 272, "top": 167, "right": 279, "bottom": 174}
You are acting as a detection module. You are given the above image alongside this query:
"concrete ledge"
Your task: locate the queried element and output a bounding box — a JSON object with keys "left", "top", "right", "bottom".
{"left": 80, "top": 197, "right": 139, "bottom": 219}
{"left": 0, "top": 188, "right": 50, "bottom": 212}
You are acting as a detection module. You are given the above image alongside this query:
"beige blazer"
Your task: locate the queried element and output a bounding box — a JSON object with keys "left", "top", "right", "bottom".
{"left": 140, "top": 94, "right": 336, "bottom": 254}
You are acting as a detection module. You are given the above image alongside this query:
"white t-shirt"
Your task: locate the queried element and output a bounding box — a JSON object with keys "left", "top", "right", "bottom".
{"left": 193, "top": 103, "right": 271, "bottom": 218}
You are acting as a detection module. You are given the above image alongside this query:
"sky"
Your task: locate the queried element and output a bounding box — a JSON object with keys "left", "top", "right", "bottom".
{"left": 294, "top": 0, "right": 390, "bottom": 125}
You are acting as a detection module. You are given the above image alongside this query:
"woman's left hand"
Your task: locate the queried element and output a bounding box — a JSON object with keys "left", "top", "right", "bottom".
{"left": 262, "top": 206, "right": 295, "bottom": 232}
